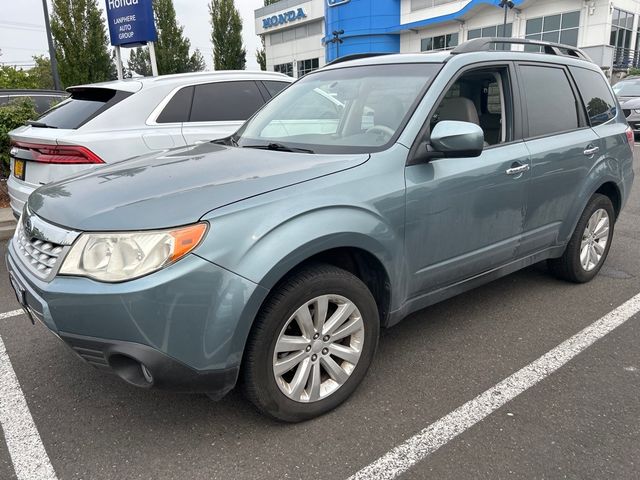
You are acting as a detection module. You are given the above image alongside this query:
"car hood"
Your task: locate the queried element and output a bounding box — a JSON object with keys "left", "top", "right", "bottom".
{"left": 617, "top": 95, "right": 639, "bottom": 104}
{"left": 29, "top": 142, "right": 369, "bottom": 231}
{"left": 620, "top": 97, "right": 640, "bottom": 109}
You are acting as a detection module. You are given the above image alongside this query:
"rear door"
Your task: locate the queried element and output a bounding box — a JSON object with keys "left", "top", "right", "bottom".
{"left": 518, "top": 63, "right": 600, "bottom": 255}
{"left": 181, "top": 81, "right": 267, "bottom": 144}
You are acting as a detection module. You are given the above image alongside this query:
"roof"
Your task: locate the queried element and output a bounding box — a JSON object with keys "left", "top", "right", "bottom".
{"left": 322, "top": 52, "right": 452, "bottom": 70}
{"left": 67, "top": 70, "right": 292, "bottom": 93}
{"left": 322, "top": 41, "right": 597, "bottom": 72}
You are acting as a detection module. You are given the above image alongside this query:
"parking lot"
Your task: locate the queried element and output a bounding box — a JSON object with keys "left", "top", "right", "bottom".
{"left": 0, "top": 150, "right": 638, "bottom": 480}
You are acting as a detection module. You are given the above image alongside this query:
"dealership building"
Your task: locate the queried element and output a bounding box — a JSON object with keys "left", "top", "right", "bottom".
{"left": 254, "top": 0, "right": 640, "bottom": 77}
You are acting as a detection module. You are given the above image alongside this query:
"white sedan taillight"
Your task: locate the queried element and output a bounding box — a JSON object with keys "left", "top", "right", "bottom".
{"left": 10, "top": 141, "right": 104, "bottom": 164}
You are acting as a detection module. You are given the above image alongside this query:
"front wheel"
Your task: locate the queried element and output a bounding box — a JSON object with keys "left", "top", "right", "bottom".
{"left": 548, "top": 193, "right": 615, "bottom": 283}
{"left": 242, "top": 264, "right": 379, "bottom": 422}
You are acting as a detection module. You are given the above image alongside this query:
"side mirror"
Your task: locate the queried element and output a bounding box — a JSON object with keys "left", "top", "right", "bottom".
{"left": 414, "top": 121, "right": 484, "bottom": 163}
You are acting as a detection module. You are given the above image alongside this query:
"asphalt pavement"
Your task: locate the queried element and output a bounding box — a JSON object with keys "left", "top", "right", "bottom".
{"left": 0, "top": 149, "right": 638, "bottom": 480}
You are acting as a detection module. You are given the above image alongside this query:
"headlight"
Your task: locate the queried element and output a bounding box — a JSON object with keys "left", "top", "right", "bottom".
{"left": 59, "top": 223, "right": 208, "bottom": 282}
{"left": 634, "top": 109, "right": 640, "bottom": 114}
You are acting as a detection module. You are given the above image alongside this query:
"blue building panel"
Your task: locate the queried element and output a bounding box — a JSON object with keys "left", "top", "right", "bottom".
{"left": 325, "top": 0, "right": 401, "bottom": 62}
{"left": 323, "top": 0, "right": 526, "bottom": 62}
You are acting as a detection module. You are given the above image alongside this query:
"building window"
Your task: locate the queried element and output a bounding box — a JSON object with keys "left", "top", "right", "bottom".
{"left": 274, "top": 62, "right": 294, "bottom": 77}
{"left": 468, "top": 23, "right": 512, "bottom": 40}
{"left": 297, "top": 58, "right": 319, "bottom": 77}
{"left": 269, "top": 21, "right": 323, "bottom": 46}
{"left": 525, "top": 11, "right": 580, "bottom": 50}
{"left": 420, "top": 33, "right": 458, "bottom": 52}
{"left": 611, "top": 8, "right": 635, "bottom": 67}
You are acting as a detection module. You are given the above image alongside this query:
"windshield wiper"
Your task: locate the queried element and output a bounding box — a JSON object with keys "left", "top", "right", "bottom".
{"left": 243, "top": 142, "right": 314, "bottom": 154}
{"left": 27, "top": 120, "right": 58, "bottom": 129}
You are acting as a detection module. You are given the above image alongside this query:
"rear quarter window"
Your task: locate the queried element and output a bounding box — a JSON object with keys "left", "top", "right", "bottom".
{"left": 570, "top": 66, "right": 617, "bottom": 126}
{"left": 263, "top": 81, "right": 290, "bottom": 97}
{"left": 156, "top": 86, "right": 194, "bottom": 124}
{"left": 35, "top": 88, "right": 131, "bottom": 129}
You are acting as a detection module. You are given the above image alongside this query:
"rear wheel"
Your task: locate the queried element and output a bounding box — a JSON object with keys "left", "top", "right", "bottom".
{"left": 548, "top": 194, "right": 615, "bottom": 283}
{"left": 242, "top": 264, "right": 379, "bottom": 422}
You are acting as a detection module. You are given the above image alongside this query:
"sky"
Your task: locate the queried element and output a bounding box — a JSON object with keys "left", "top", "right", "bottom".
{"left": 0, "top": 0, "right": 264, "bottom": 71}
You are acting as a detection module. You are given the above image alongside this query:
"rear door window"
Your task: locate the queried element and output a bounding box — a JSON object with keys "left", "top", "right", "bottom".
{"left": 519, "top": 65, "right": 579, "bottom": 138}
{"left": 35, "top": 88, "right": 130, "bottom": 129}
{"left": 569, "top": 67, "right": 617, "bottom": 126}
{"left": 189, "top": 81, "right": 265, "bottom": 122}
{"left": 157, "top": 86, "right": 194, "bottom": 123}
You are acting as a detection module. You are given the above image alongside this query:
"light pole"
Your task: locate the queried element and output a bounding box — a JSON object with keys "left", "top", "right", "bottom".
{"left": 499, "top": 0, "right": 515, "bottom": 37}
{"left": 331, "top": 29, "right": 344, "bottom": 59}
{"left": 41, "top": 0, "right": 62, "bottom": 90}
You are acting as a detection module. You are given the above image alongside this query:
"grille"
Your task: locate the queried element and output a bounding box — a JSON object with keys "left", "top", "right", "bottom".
{"left": 623, "top": 109, "right": 631, "bottom": 118}
{"left": 14, "top": 222, "right": 64, "bottom": 280}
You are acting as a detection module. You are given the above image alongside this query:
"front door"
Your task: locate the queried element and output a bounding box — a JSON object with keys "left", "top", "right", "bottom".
{"left": 404, "top": 64, "right": 530, "bottom": 299}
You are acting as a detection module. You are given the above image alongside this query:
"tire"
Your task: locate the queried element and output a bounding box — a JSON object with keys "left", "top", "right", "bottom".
{"left": 242, "top": 263, "right": 380, "bottom": 422}
{"left": 548, "top": 194, "right": 615, "bottom": 283}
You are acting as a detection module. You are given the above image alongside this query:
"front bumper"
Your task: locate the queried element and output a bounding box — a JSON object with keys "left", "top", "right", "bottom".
{"left": 58, "top": 332, "right": 238, "bottom": 397}
{"left": 6, "top": 241, "right": 268, "bottom": 396}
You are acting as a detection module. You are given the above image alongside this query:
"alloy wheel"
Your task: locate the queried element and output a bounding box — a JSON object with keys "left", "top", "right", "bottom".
{"left": 580, "top": 208, "right": 610, "bottom": 272}
{"left": 272, "top": 294, "right": 365, "bottom": 403}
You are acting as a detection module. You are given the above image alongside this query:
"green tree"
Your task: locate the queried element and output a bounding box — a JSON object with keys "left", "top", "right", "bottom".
{"left": 209, "top": 0, "right": 246, "bottom": 70}
{"left": 127, "top": 0, "right": 206, "bottom": 76}
{"left": 256, "top": 0, "right": 280, "bottom": 70}
{"left": 0, "top": 57, "right": 56, "bottom": 90}
{"left": 0, "top": 66, "right": 38, "bottom": 89}
{"left": 128, "top": 48, "right": 152, "bottom": 77}
{"left": 0, "top": 99, "right": 37, "bottom": 175}
{"left": 50, "top": 0, "right": 114, "bottom": 87}
{"left": 29, "top": 56, "right": 55, "bottom": 90}
{"left": 256, "top": 47, "right": 266, "bottom": 71}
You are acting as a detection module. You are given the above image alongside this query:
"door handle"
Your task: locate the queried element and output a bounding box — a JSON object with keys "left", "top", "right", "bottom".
{"left": 505, "top": 164, "right": 530, "bottom": 175}
{"left": 583, "top": 146, "right": 600, "bottom": 156}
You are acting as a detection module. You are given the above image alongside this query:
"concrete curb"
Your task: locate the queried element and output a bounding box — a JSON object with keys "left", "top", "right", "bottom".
{"left": 0, "top": 208, "right": 16, "bottom": 241}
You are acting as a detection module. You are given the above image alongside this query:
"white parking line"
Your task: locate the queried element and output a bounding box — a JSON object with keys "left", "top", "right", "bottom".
{"left": 0, "top": 335, "right": 57, "bottom": 480}
{"left": 0, "top": 310, "right": 23, "bottom": 321}
{"left": 348, "top": 292, "right": 640, "bottom": 480}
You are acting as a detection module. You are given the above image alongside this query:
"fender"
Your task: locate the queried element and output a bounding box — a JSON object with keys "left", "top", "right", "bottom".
{"left": 199, "top": 206, "right": 404, "bottom": 370}
{"left": 204, "top": 204, "right": 403, "bottom": 294}
{"left": 195, "top": 159, "right": 409, "bottom": 367}
{"left": 558, "top": 152, "right": 625, "bottom": 246}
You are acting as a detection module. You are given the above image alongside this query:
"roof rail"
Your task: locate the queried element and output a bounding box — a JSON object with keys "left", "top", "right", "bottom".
{"left": 327, "top": 52, "right": 392, "bottom": 66}
{"left": 451, "top": 37, "right": 592, "bottom": 61}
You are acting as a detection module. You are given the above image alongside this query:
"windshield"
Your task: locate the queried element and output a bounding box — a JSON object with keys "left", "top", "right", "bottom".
{"left": 613, "top": 80, "right": 640, "bottom": 97}
{"left": 235, "top": 63, "right": 441, "bottom": 154}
